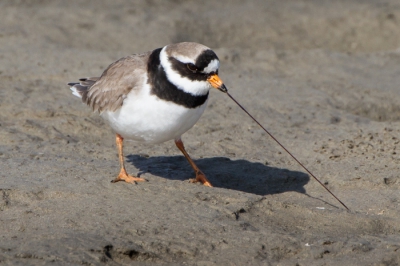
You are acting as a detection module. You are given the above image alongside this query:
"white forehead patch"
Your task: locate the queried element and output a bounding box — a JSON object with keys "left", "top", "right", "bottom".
{"left": 203, "top": 59, "right": 220, "bottom": 74}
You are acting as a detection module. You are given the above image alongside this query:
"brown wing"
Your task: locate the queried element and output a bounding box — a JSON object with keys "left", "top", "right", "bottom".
{"left": 79, "top": 52, "right": 150, "bottom": 113}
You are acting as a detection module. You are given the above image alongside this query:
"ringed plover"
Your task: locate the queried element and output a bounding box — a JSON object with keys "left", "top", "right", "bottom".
{"left": 68, "top": 42, "right": 227, "bottom": 187}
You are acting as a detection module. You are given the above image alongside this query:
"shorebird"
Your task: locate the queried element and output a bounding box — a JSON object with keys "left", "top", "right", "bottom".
{"left": 68, "top": 42, "right": 226, "bottom": 187}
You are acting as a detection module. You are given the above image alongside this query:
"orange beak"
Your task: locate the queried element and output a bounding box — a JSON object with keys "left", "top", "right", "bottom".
{"left": 207, "top": 74, "right": 227, "bottom": 93}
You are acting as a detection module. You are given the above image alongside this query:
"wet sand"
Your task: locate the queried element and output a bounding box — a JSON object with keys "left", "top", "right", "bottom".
{"left": 1, "top": 0, "right": 400, "bottom": 265}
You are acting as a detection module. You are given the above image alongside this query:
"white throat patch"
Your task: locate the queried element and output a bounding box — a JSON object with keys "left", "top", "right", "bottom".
{"left": 160, "top": 47, "right": 210, "bottom": 96}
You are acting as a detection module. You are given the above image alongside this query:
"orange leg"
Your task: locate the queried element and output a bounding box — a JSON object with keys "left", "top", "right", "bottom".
{"left": 174, "top": 138, "right": 212, "bottom": 187}
{"left": 111, "top": 134, "right": 146, "bottom": 184}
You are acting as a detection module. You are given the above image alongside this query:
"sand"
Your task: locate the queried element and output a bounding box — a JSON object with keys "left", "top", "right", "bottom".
{"left": 1, "top": 0, "right": 400, "bottom": 265}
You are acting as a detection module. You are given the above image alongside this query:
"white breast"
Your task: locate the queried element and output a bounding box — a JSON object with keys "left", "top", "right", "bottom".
{"left": 100, "top": 82, "right": 208, "bottom": 144}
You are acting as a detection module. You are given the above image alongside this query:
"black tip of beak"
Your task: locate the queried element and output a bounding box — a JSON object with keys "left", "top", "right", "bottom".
{"left": 219, "top": 84, "right": 228, "bottom": 93}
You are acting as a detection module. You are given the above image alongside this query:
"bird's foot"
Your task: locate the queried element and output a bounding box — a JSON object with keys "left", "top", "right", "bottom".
{"left": 111, "top": 170, "right": 147, "bottom": 184}
{"left": 189, "top": 172, "right": 213, "bottom": 187}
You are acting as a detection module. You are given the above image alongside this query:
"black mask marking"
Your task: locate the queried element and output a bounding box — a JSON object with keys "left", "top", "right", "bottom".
{"left": 147, "top": 48, "right": 208, "bottom": 109}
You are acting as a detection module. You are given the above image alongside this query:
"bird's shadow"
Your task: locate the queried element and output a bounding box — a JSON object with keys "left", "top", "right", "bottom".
{"left": 126, "top": 155, "right": 309, "bottom": 196}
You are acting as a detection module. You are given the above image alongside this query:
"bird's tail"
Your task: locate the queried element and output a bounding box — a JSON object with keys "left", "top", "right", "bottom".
{"left": 68, "top": 77, "right": 99, "bottom": 99}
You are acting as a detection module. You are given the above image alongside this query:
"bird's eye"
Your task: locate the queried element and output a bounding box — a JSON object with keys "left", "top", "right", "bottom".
{"left": 186, "top": 63, "right": 198, "bottom": 73}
